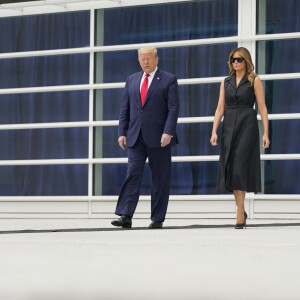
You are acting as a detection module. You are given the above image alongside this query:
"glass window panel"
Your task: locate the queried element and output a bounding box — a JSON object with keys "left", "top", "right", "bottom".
{"left": 96, "top": 0, "right": 238, "bottom": 46}
{"left": 178, "top": 84, "right": 221, "bottom": 118}
{"left": 263, "top": 80, "right": 300, "bottom": 114}
{"left": 94, "top": 83, "right": 221, "bottom": 121}
{"left": 94, "top": 89, "right": 123, "bottom": 121}
{"left": 94, "top": 126, "right": 126, "bottom": 159}
{"left": 262, "top": 120, "right": 300, "bottom": 155}
{"left": 0, "top": 165, "right": 88, "bottom": 196}
{"left": 0, "top": 54, "right": 89, "bottom": 89}
{"left": 95, "top": 43, "right": 237, "bottom": 84}
{"left": 256, "top": 40, "right": 300, "bottom": 74}
{"left": 94, "top": 161, "right": 219, "bottom": 196}
{"left": 94, "top": 123, "right": 221, "bottom": 159}
{"left": 175, "top": 123, "right": 221, "bottom": 156}
{"left": 95, "top": 160, "right": 300, "bottom": 196}
{"left": 263, "top": 160, "right": 300, "bottom": 194}
{"left": 0, "top": 128, "right": 88, "bottom": 160}
{"left": 0, "top": 11, "right": 90, "bottom": 197}
{"left": 98, "top": 117, "right": 293, "bottom": 159}
{"left": 0, "top": 91, "right": 89, "bottom": 124}
{"left": 257, "top": 0, "right": 300, "bottom": 34}
{"left": 0, "top": 11, "right": 90, "bottom": 53}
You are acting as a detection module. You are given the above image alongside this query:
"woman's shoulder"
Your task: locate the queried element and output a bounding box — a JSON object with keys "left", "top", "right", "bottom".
{"left": 253, "top": 74, "right": 261, "bottom": 85}
{"left": 224, "top": 74, "right": 234, "bottom": 82}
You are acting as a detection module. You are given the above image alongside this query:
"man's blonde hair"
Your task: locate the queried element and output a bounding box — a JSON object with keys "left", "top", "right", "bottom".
{"left": 138, "top": 46, "right": 158, "bottom": 57}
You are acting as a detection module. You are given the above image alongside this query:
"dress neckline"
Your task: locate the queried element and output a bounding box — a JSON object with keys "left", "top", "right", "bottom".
{"left": 235, "top": 74, "right": 246, "bottom": 88}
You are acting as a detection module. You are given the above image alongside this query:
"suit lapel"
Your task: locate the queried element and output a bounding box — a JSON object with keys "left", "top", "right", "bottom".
{"left": 143, "top": 69, "right": 162, "bottom": 106}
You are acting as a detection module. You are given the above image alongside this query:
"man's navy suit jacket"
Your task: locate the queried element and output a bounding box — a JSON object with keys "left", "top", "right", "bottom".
{"left": 118, "top": 68, "right": 179, "bottom": 148}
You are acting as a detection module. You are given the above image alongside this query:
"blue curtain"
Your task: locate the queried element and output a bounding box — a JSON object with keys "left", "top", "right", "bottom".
{"left": 262, "top": 44, "right": 300, "bottom": 194}
{"left": 257, "top": 0, "right": 300, "bottom": 193}
{"left": 97, "top": 0, "right": 238, "bottom": 195}
{"left": 0, "top": 12, "right": 90, "bottom": 195}
{"left": 257, "top": 0, "right": 300, "bottom": 34}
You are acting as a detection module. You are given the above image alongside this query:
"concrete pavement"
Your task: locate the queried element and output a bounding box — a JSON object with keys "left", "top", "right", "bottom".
{"left": 0, "top": 218, "right": 299, "bottom": 300}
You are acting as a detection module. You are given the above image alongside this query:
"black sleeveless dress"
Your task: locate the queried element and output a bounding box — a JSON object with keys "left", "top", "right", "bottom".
{"left": 217, "top": 74, "right": 261, "bottom": 193}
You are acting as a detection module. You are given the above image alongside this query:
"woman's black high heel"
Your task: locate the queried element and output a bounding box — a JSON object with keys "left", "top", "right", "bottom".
{"left": 235, "top": 211, "right": 248, "bottom": 229}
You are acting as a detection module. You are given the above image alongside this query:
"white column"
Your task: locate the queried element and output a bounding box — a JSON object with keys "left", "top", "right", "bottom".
{"left": 238, "top": 0, "right": 257, "bottom": 217}
{"left": 256, "top": 0, "right": 267, "bottom": 214}
{"left": 88, "top": 9, "right": 95, "bottom": 216}
{"left": 238, "top": 0, "right": 256, "bottom": 60}
{"left": 94, "top": 9, "right": 105, "bottom": 197}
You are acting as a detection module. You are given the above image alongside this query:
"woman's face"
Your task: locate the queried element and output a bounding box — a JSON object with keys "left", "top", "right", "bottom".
{"left": 230, "top": 51, "right": 246, "bottom": 72}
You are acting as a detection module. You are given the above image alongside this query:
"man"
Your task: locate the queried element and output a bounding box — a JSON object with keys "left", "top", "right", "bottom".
{"left": 111, "top": 46, "right": 179, "bottom": 229}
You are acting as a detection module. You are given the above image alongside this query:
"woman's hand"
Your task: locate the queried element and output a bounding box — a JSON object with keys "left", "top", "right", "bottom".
{"left": 262, "top": 134, "right": 270, "bottom": 149}
{"left": 210, "top": 133, "right": 218, "bottom": 146}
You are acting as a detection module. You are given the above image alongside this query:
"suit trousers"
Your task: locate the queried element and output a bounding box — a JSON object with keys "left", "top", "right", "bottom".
{"left": 115, "top": 131, "right": 171, "bottom": 222}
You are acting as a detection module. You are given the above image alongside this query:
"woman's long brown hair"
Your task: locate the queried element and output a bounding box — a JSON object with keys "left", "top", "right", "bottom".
{"left": 228, "top": 47, "right": 256, "bottom": 86}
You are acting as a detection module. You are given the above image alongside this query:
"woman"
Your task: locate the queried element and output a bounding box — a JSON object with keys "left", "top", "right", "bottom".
{"left": 210, "top": 47, "right": 270, "bottom": 229}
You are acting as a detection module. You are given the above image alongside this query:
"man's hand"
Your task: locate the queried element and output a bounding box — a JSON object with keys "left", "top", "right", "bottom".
{"left": 118, "top": 136, "right": 127, "bottom": 150}
{"left": 161, "top": 133, "right": 172, "bottom": 147}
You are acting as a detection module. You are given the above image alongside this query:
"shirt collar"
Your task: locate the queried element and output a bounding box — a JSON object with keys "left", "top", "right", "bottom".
{"left": 143, "top": 66, "right": 158, "bottom": 78}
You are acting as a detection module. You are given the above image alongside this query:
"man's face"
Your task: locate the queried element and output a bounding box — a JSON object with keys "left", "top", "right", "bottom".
{"left": 138, "top": 52, "right": 158, "bottom": 74}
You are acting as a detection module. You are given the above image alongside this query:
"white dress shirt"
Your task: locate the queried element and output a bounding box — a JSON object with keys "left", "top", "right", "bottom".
{"left": 140, "top": 67, "right": 158, "bottom": 92}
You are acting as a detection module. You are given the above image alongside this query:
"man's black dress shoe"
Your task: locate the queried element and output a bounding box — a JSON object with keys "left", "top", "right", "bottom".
{"left": 149, "top": 221, "right": 163, "bottom": 229}
{"left": 111, "top": 215, "right": 132, "bottom": 228}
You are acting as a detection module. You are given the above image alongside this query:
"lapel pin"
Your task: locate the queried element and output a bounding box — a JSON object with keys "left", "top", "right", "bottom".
{"left": 157, "top": 77, "right": 160, "bottom": 80}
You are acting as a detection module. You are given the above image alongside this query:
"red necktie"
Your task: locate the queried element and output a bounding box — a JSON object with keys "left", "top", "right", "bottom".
{"left": 140, "top": 74, "right": 150, "bottom": 106}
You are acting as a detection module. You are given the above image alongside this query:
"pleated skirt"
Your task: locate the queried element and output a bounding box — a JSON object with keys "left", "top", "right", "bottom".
{"left": 217, "top": 107, "right": 261, "bottom": 193}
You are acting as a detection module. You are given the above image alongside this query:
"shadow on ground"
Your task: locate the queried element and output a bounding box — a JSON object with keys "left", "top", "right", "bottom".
{"left": 1, "top": 222, "right": 300, "bottom": 234}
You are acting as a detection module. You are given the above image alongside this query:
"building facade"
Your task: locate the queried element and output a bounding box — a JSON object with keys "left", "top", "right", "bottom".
{"left": 0, "top": 0, "right": 299, "bottom": 218}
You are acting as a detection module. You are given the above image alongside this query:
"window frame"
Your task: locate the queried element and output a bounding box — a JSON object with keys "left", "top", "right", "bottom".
{"left": 0, "top": 0, "right": 299, "bottom": 218}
